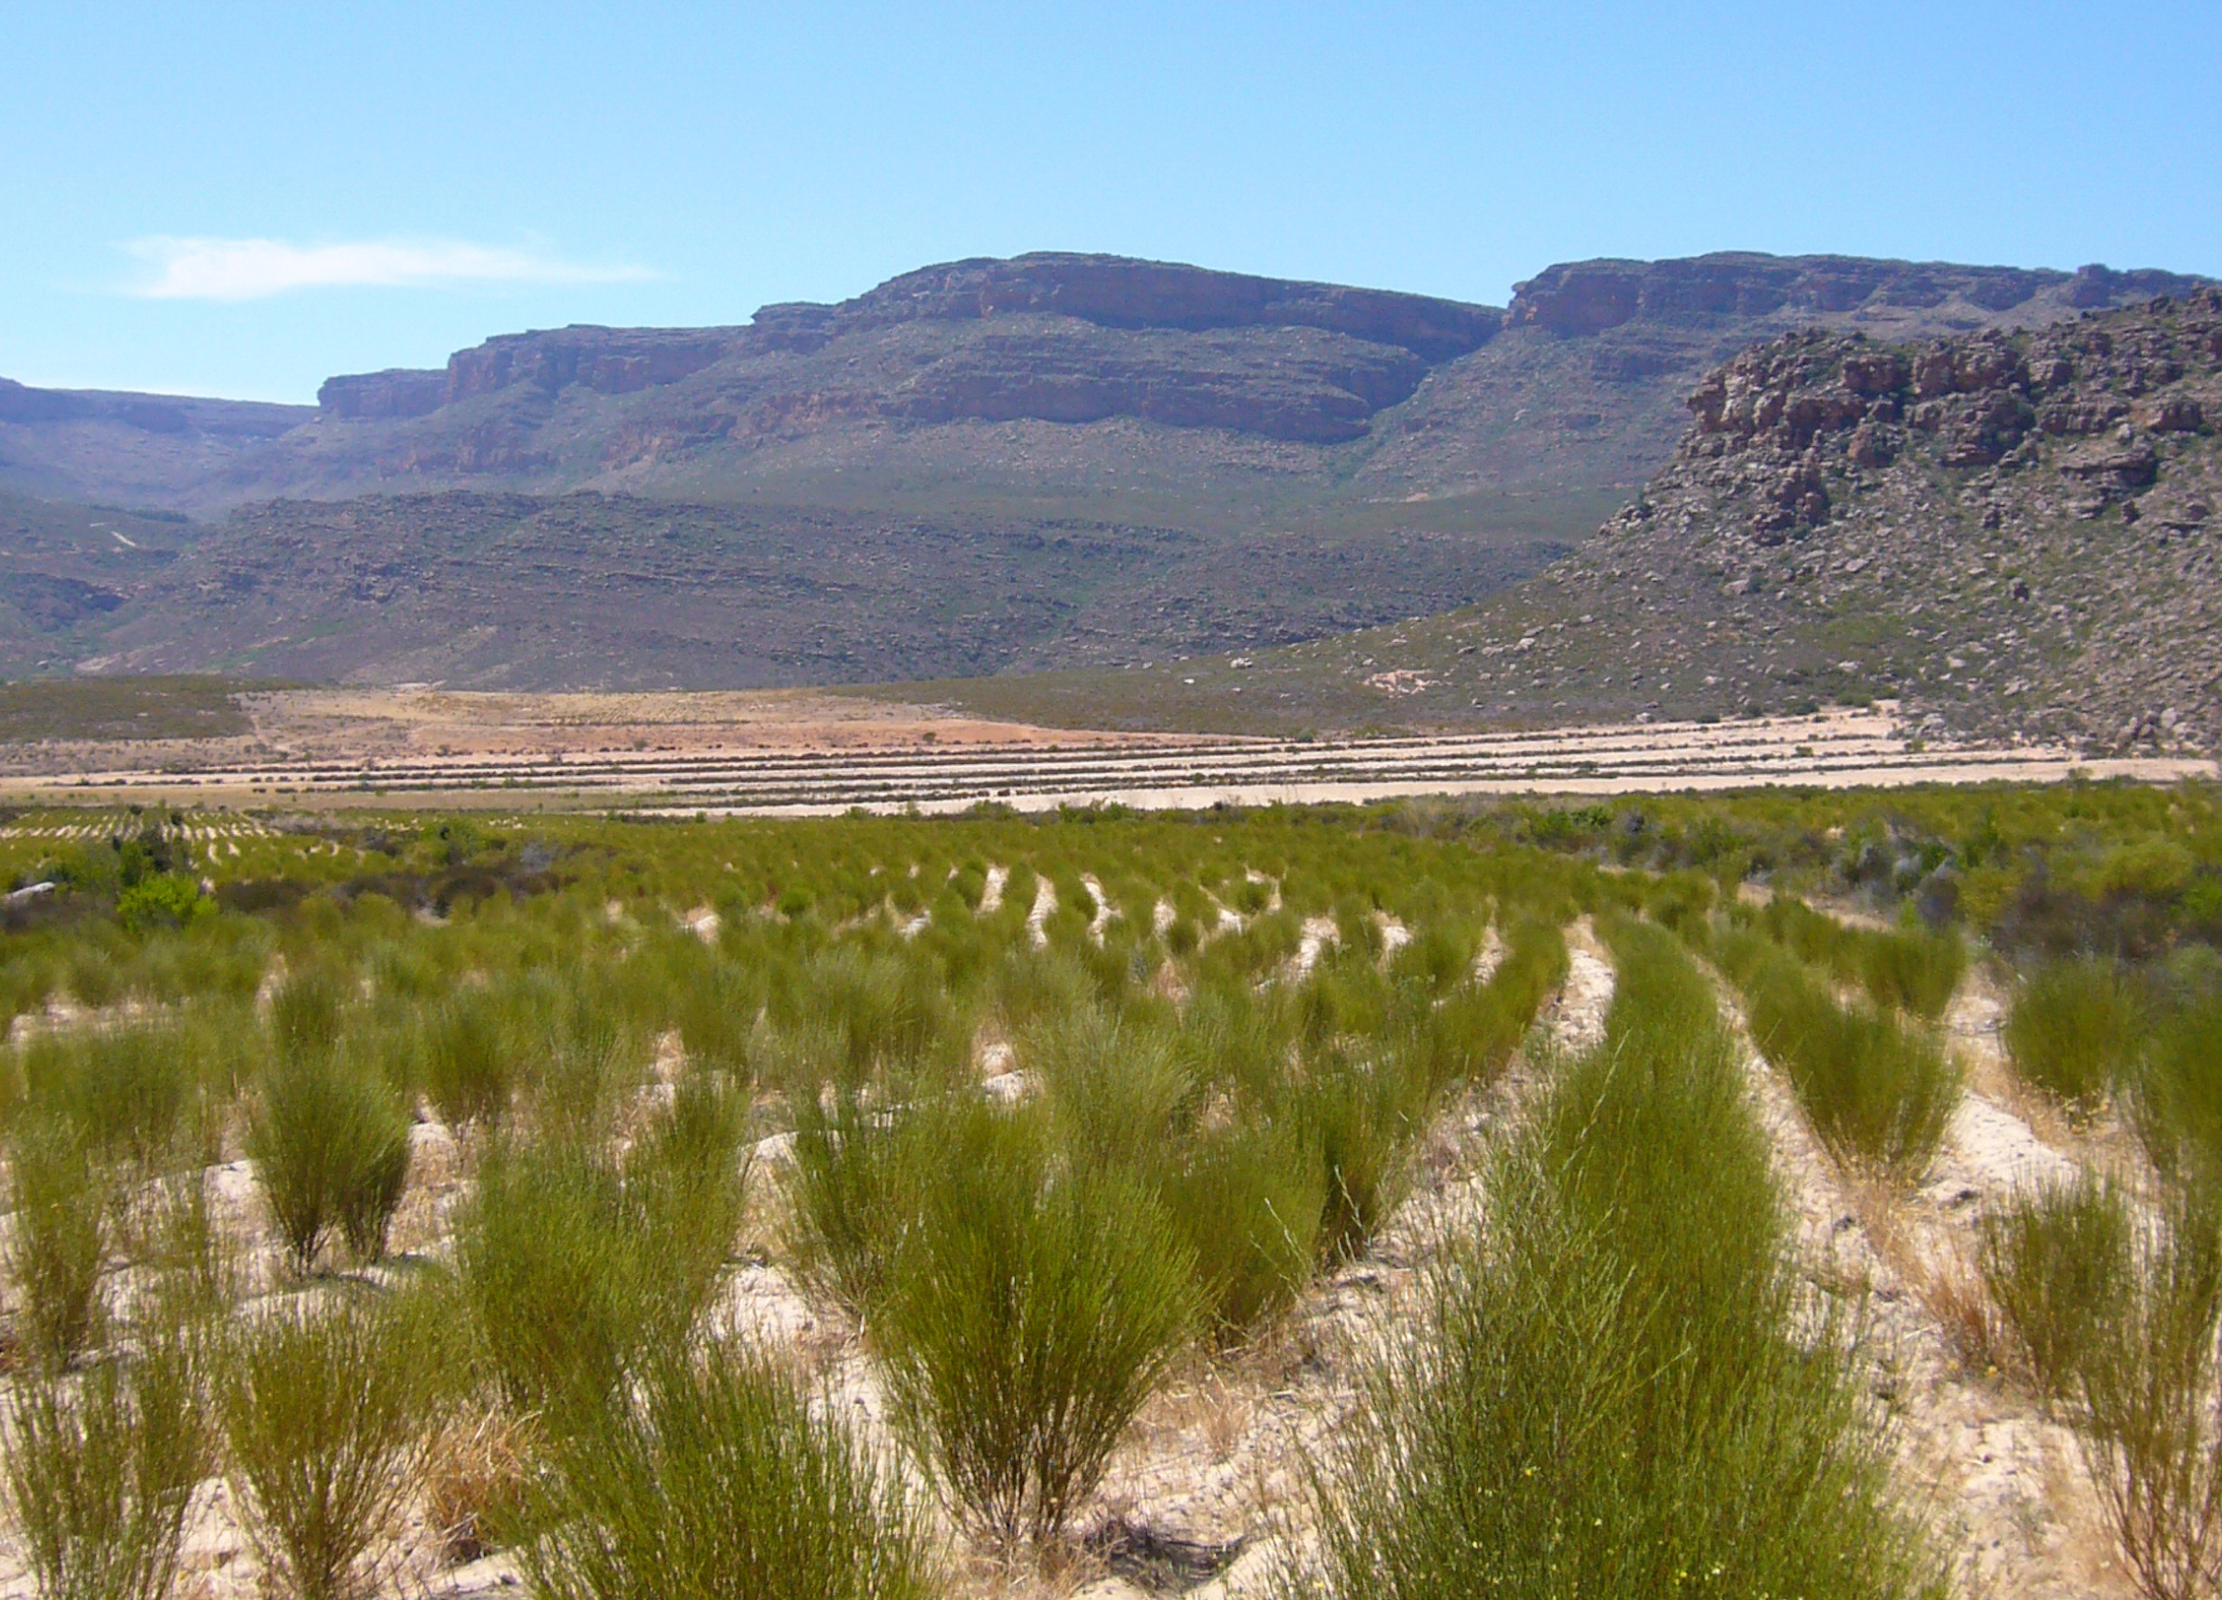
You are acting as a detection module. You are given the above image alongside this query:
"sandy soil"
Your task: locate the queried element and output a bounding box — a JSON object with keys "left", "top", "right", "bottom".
{"left": 0, "top": 695, "right": 2207, "bottom": 813}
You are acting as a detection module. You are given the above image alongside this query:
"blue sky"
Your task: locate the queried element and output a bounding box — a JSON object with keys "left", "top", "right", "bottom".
{"left": 5, "top": 1, "right": 2217, "bottom": 403}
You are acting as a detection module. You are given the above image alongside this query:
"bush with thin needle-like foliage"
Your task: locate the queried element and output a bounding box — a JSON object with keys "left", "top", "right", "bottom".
{"left": 247, "top": 1049, "right": 411, "bottom": 1272}
{"left": 783, "top": 1090, "right": 934, "bottom": 1320}
{"left": 1156, "top": 1113, "right": 1324, "bottom": 1342}
{"left": 1855, "top": 923, "right": 1966, "bottom": 1021}
{"left": 1980, "top": 1174, "right": 2136, "bottom": 1402}
{"left": 1033, "top": 1002, "right": 1191, "bottom": 1174}
{"left": 4, "top": 1114, "right": 109, "bottom": 1370}
{"left": 1733, "top": 938, "right": 1960, "bottom": 1180}
{"left": 2004, "top": 958, "right": 2143, "bottom": 1107}
{"left": 2074, "top": 1192, "right": 2222, "bottom": 1600}
{"left": 529, "top": 1339, "right": 939, "bottom": 1600}
{"left": 2132, "top": 998, "right": 2222, "bottom": 1193}
{"left": 419, "top": 990, "right": 515, "bottom": 1129}
{"left": 1297, "top": 918, "right": 1945, "bottom": 1600}
{"left": 1, "top": 1331, "right": 212, "bottom": 1600}
{"left": 455, "top": 1113, "right": 743, "bottom": 1430}
{"left": 216, "top": 1296, "right": 435, "bottom": 1600}
{"left": 874, "top": 1102, "right": 1199, "bottom": 1550}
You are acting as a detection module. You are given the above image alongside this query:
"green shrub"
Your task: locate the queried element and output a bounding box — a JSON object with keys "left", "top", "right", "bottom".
{"left": 1300, "top": 918, "right": 1942, "bottom": 1600}
{"left": 529, "top": 1339, "right": 937, "bottom": 1600}
{"left": 1738, "top": 942, "right": 1959, "bottom": 1179}
{"left": 2132, "top": 998, "right": 2222, "bottom": 1192}
{"left": 456, "top": 1126, "right": 740, "bottom": 1429}
{"left": 2074, "top": 1192, "right": 2222, "bottom": 1600}
{"left": 20, "top": 1027, "right": 200, "bottom": 1171}
{"left": 115, "top": 873, "right": 213, "bottom": 933}
{"left": 216, "top": 1297, "right": 434, "bottom": 1600}
{"left": 4, "top": 1115, "right": 109, "bottom": 1370}
{"left": 2004, "top": 959, "right": 2142, "bottom": 1106}
{"left": 1980, "top": 1175, "right": 2136, "bottom": 1402}
{"left": 1, "top": 1330, "right": 212, "bottom": 1600}
{"left": 782, "top": 1091, "right": 933, "bottom": 1320}
{"left": 247, "top": 1050, "right": 412, "bottom": 1272}
{"left": 1856, "top": 924, "right": 1966, "bottom": 1020}
{"left": 420, "top": 989, "right": 515, "bottom": 1129}
{"left": 1034, "top": 1003, "right": 1190, "bottom": 1173}
{"left": 875, "top": 1102, "right": 1199, "bottom": 1549}
{"left": 1157, "top": 1113, "right": 1324, "bottom": 1342}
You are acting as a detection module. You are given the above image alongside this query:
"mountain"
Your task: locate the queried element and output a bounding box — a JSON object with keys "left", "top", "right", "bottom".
{"left": 972, "top": 287, "right": 2221, "bottom": 753}
{"left": 0, "top": 251, "right": 2206, "bottom": 690}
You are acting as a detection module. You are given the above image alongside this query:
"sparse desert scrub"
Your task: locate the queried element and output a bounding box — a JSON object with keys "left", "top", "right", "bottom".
{"left": 874, "top": 1099, "right": 1200, "bottom": 1551}
{"left": 2004, "top": 957, "right": 2144, "bottom": 1107}
{"left": 1, "top": 1327, "right": 213, "bottom": 1600}
{"left": 529, "top": 1338, "right": 939, "bottom": 1600}
{"left": 215, "top": 1296, "right": 435, "bottom": 1600}
{"left": 1299, "top": 917, "right": 1943, "bottom": 1600}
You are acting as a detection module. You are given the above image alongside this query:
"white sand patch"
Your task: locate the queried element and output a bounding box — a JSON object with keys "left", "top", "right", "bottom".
{"left": 1026, "top": 875, "right": 1057, "bottom": 950}
{"left": 978, "top": 863, "right": 1008, "bottom": 914}
{"left": 1287, "top": 915, "right": 1340, "bottom": 982}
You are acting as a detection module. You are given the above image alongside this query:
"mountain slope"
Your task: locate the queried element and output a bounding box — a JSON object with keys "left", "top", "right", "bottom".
{"left": 2, "top": 253, "right": 2197, "bottom": 521}
{"left": 910, "top": 289, "right": 2222, "bottom": 753}
{"left": 0, "top": 251, "right": 2209, "bottom": 696}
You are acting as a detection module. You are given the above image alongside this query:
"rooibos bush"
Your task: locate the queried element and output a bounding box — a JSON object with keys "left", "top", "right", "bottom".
{"left": 1856, "top": 923, "right": 1966, "bottom": 1020}
{"left": 782, "top": 1090, "right": 930, "bottom": 1320}
{"left": 420, "top": 990, "right": 515, "bottom": 1129}
{"left": 1980, "top": 1174, "right": 2136, "bottom": 1402}
{"left": 530, "top": 1339, "right": 936, "bottom": 1600}
{"left": 1157, "top": 1113, "right": 1324, "bottom": 1342}
{"left": 456, "top": 1113, "right": 742, "bottom": 1429}
{"left": 2075, "top": 1192, "right": 2222, "bottom": 1600}
{"left": 875, "top": 1102, "right": 1199, "bottom": 1549}
{"left": 4, "top": 1114, "right": 108, "bottom": 1370}
{"left": 247, "top": 1050, "right": 411, "bottom": 1272}
{"left": 2004, "top": 958, "right": 2142, "bottom": 1107}
{"left": 1299, "top": 918, "right": 1943, "bottom": 1600}
{"left": 2133, "top": 997, "right": 2222, "bottom": 1192}
{"left": 216, "top": 1297, "right": 433, "bottom": 1600}
{"left": 1, "top": 1330, "right": 212, "bottom": 1600}
{"left": 1738, "top": 942, "right": 1959, "bottom": 1180}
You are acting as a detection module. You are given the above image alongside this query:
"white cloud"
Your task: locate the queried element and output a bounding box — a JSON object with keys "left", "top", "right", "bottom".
{"left": 124, "top": 236, "right": 655, "bottom": 301}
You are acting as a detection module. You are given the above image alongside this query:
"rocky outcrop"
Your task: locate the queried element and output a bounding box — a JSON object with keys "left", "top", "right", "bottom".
{"left": 0, "top": 379, "right": 307, "bottom": 438}
{"left": 1508, "top": 253, "right": 2208, "bottom": 338}
{"left": 317, "top": 369, "right": 446, "bottom": 421}
{"left": 442, "top": 325, "right": 746, "bottom": 405}
{"left": 1567, "top": 289, "right": 2222, "bottom": 748}
{"left": 313, "top": 254, "right": 1498, "bottom": 433}
{"left": 833, "top": 252, "right": 1500, "bottom": 362}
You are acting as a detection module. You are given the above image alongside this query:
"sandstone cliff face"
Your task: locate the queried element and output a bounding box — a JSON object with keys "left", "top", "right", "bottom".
{"left": 0, "top": 251, "right": 2207, "bottom": 534}
{"left": 1506, "top": 254, "right": 2205, "bottom": 337}
{"left": 1491, "top": 290, "right": 2222, "bottom": 749}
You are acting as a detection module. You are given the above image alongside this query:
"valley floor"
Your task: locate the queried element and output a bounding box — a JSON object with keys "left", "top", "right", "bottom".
{"left": 0, "top": 694, "right": 2208, "bottom": 813}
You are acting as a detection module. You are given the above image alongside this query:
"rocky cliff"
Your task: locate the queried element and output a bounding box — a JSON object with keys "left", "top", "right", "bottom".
{"left": 1223, "top": 290, "right": 2222, "bottom": 749}
{"left": 5, "top": 250, "right": 2195, "bottom": 524}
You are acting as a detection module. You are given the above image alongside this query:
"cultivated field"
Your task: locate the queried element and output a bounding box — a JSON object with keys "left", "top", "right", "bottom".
{"left": 1, "top": 784, "right": 2219, "bottom": 1599}
{"left": 0, "top": 687, "right": 2208, "bottom": 812}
